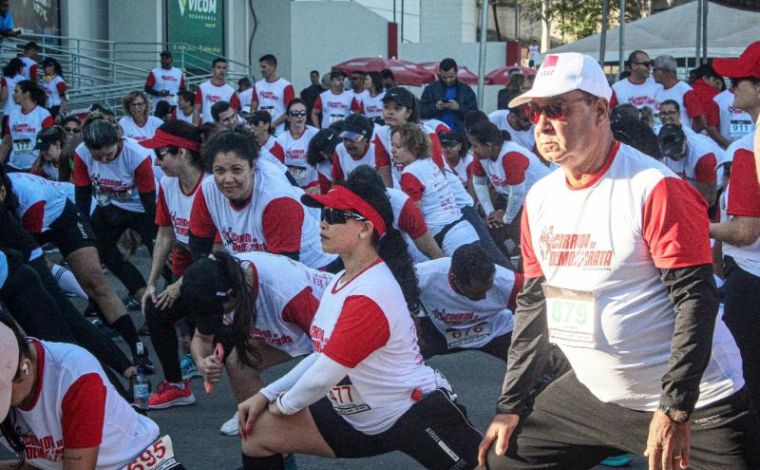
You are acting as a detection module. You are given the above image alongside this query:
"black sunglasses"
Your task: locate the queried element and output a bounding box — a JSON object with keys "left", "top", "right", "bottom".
{"left": 63, "top": 126, "right": 81, "bottom": 133}
{"left": 288, "top": 110, "right": 307, "bottom": 117}
{"left": 321, "top": 207, "right": 366, "bottom": 225}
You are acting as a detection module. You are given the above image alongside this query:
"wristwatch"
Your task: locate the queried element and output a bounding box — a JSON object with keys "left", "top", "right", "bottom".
{"left": 658, "top": 403, "right": 690, "bottom": 424}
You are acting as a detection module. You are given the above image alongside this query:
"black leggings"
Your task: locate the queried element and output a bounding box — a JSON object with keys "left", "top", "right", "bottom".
{"left": 90, "top": 204, "right": 156, "bottom": 296}
{"left": 145, "top": 295, "right": 192, "bottom": 384}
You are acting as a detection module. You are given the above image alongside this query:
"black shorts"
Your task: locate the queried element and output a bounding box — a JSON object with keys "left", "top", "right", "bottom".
{"left": 310, "top": 388, "right": 482, "bottom": 469}
{"left": 416, "top": 316, "right": 511, "bottom": 362}
{"left": 34, "top": 200, "right": 97, "bottom": 257}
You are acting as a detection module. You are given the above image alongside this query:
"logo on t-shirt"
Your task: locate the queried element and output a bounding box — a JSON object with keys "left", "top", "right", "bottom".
{"left": 538, "top": 225, "right": 613, "bottom": 269}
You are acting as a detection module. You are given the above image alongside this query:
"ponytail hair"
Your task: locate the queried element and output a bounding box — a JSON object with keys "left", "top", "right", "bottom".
{"left": 17, "top": 80, "right": 47, "bottom": 107}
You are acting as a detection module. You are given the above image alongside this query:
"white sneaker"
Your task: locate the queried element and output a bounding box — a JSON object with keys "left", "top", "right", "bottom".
{"left": 219, "top": 411, "right": 239, "bottom": 436}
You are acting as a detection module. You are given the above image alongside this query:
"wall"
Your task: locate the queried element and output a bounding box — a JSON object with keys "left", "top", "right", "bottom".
{"left": 419, "top": 0, "right": 476, "bottom": 43}
{"left": 250, "top": 0, "right": 292, "bottom": 82}
{"left": 60, "top": 0, "right": 108, "bottom": 41}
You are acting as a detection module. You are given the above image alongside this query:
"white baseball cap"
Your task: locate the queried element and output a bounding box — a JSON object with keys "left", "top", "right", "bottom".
{"left": 0, "top": 321, "right": 20, "bottom": 422}
{"left": 509, "top": 53, "right": 612, "bottom": 108}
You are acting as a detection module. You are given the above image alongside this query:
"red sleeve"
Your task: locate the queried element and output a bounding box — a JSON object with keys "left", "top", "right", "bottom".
{"left": 270, "top": 141, "right": 285, "bottom": 163}
{"left": 373, "top": 135, "right": 389, "bottom": 166}
{"left": 726, "top": 149, "right": 760, "bottom": 217}
{"left": 1, "top": 77, "right": 6, "bottom": 88}
{"left": 520, "top": 206, "right": 544, "bottom": 278}
{"left": 694, "top": 152, "right": 717, "bottom": 184}
{"left": 41, "top": 116, "right": 54, "bottom": 129}
{"left": 21, "top": 201, "right": 45, "bottom": 233}
{"left": 322, "top": 295, "right": 390, "bottom": 368}
{"left": 318, "top": 173, "right": 331, "bottom": 194}
{"left": 133, "top": 157, "right": 156, "bottom": 193}
{"left": 230, "top": 93, "right": 241, "bottom": 110}
{"left": 502, "top": 152, "right": 529, "bottom": 185}
{"left": 429, "top": 133, "right": 446, "bottom": 170}
{"left": 609, "top": 90, "right": 618, "bottom": 109}
{"left": 250, "top": 85, "right": 258, "bottom": 107}
{"left": 682, "top": 90, "right": 704, "bottom": 119}
{"left": 194, "top": 88, "right": 203, "bottom": 105}
{"left": 704, "top": 99, "right": 720, "bottom": 127}
{"left": 179, "top": 75, "right": 186, "bottom": 91}
{"left": 400, "top": 172, "right": 425, "bottom": 202}
{"left": 642, "top": 177, "right": 713, "bottom": 268}
{"left": 373, "top": 144, "right": 390, "bottom": 167}
{"left": 508, "top": 273, "right": 524, "bottom": 311}
{"left": 145, "top": 71, "right": 156, "bottom": 88}
{"left": 398, "top": 197, "right": 428, "bottom": 239}
{"left": 56, "top": 82, "right": 67, "bottom": 95}
{"left": 471, "top": 157, "right": 486, "bottom": 177}
{"left": 284, "top": 85, "right": 295, "bottom": 107}
{"left": 313, "top": 96, "right": 323, "bottom": 112}
{"left": 331, "top": 151, "right": 344, "bottom": 182}
{"left": 261, "top": 197, "right": 305, "bottom": 254}
{"left": 61, "top": 373, "right": 106, "bottom": 449}
{"left": 351, "top": 97, "right": 363, "bottom": 113}
{"left": 281, "top": 287, "right": 319, "bottom": 333}
{"left": 2, "top": 120, "right": 8, "bottom": 136}
{"left": 72, "top": 153, "right": 92, "bottom": 187}
{"left": 155, "top": 186, "right": 172, "bottom": 226}
{"left": 30, "top": 64, "right": 37, "bottom": 81}
{"left": 188, "top": 185, "right": 217, "bottom": 238}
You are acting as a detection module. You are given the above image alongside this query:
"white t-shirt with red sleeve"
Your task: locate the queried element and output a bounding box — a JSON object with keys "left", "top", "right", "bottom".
{"left": 521, "top": 140, "right": 743, "bottom": 411}
{"left": 5, "top": 105, "right": 54, "bottom": 170}
{"left": 275, "top": 126, "right": 319, "bottom": 188}
{"left": 155, "top": 173, "right": 210, "bottom": 276}
{"left": 331, "top": 140, "right": 390, "bottom": 182}
{"left": 448, "top": 153, "right": 474, "bottom": 188}
{"left": 0, "top": 340, "right": 159, "bottom": 470}
{"left": 471, "top": 140, "right": 550, "bottom": 195}
{"left": 20, "top": 56, "right": 38, "bottom": 80}
{"left": 488, "top": 110, "right": 537, "bottom": 153}
{"left": 188, "top": 164, "right": 336, "bottom": 269}
{"left": 421, "top": 118, "right": 451, "bottom": 135}
{"left": 195, "top": 80, "right": 240, "bottom": 124}
{"left": 41, "top": 75, "right": 66, "bottom": 108}
{"left": 661, "top": 130, "right": 717, "bottom": 188}
{"left": 259, "top": 135, "right": 290, "bottom": 175}
{"left": 610, "top": 77, "right": 662, "bottom": 114}
{"left": 713, "top": 89, "right": 755, "bottom": 143}
{"left": 7, "top": 172, "right": 69, "bottom": 234}
{"left": 387, "top": 187, "right": 429, "bottom": 263}
{"left": 253, "top": 78, "right": 296, "bottom": 135}
{"left": 400, "top": 158, "right": 461, "bottom": 235}
{"left": 313, "top": 90, "right": 360, "bottom": 128}
{"left": 416, "top": 257, "right": 523, "bottom": 348}
{"left": 72, "top": 138, "right": 156, "bottom": 213}
{"left": 360, "top": 91, "right": 385, "bottom": 120}
{"left": 118, "top": 116, "right": 163, "bottom": 143}
{"left": 655, "top": 81, "right": 704, "bottom": 129}
{"left": 307, "top": 260, "right": 450, "bottom": 434}
{"left": 145, "top": 66, "right": 186, "bottom": 109}
{"left": 721, "top": 133, "right": 760, "bottom": 277}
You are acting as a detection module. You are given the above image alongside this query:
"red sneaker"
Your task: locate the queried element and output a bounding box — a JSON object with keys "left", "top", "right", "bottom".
{"left": 148, "top": 380, "right": 195, "bottom": 409}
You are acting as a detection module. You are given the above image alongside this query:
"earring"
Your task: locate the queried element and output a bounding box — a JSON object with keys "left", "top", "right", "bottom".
{"left": 21, "top": 365, "right": 29, "bottom": 376}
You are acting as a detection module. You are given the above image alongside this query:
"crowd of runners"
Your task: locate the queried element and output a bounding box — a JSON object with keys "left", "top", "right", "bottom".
{"left": 0, "top": 27, "right": 759, "bottom": 470}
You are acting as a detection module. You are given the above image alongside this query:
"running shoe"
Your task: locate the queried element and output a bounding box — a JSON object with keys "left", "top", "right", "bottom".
{"left": 148, "top": 380, "right": 195, "bottom": 409}
{"left": 600, "top": 454, "right": 633, "bottom": 467}
{"left": 123, "top": 295, "right": 141, "bottom": 311}
{"left": 180, "top": 354, "right": 202, "bottom": 380}
{"left": 220, "top": 411, "right": 239, "bottom": 436}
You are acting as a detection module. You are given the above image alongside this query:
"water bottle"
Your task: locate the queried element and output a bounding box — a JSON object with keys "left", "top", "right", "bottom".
{"left": 133, "top": 342, "right": 150, "bottom": 412}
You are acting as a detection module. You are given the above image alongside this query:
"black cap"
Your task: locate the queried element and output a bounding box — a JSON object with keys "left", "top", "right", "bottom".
{"left": 340, "top": 114, "right": 373, "bottom": 142}
{"left": 34, "top": 126, "right": 64, "bottom": 151}
{"left": 382, "top": 86, "right": 415, "bottom": 109}
{"left": 657, "top": 124, "right": 686, "bottom": 159}
{"left": 160, "top": 50, "right": 172, "bottom": 57}
{"left": 179, "top": 256, "right": 231, "bottom": 306}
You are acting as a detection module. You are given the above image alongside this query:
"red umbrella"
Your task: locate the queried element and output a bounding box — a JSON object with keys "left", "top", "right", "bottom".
{"left": 332, "top": 57, "right": 435, "bottom": 86}
{"left": 484, "top": 65, "right": 537, "bottom": 86}
{"left": 417, "top": 62, "right": 479, "bottom": 85}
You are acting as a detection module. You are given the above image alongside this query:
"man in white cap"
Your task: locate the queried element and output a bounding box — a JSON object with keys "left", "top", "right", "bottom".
{"left": 478, "top": 52, "right": 757, "bottom": 470}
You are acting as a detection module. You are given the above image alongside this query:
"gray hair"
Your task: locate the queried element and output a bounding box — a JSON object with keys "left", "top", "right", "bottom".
{"left": 652, "top": 55, "right": 677, "bottom": 73}
{"left": 83, "top": 119, "right": 119, "bottom": 150}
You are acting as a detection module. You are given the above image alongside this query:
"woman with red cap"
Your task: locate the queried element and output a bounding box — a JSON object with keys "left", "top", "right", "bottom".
{"left": 236, "top": 176, "right": 481, "bottom": 470}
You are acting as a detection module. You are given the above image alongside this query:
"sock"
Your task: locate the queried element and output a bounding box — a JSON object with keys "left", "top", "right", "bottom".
{"left": 242, "top": 454, "right": 284, "bottom": 470}
{"left": 111, "top": 315, "right": 140, "bottom": 356}
{"left": 51, "top": 264, "right": 89, "bottom": 300}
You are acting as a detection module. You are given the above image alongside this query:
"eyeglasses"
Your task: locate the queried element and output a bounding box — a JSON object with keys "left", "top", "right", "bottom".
{"left": 156, "top": 146, "right": 178, "bottom": 160}
{"left": 526, "top": 96, "right": 594, "bottom": 124}
{"left": 63, "top": 126, "right": 81, "bottom": 134}
{"left": 288, "top": 111, "right": 307, "bottom": 117}
{"left": 321, "top": 207, "right": 366, "bottom": 225}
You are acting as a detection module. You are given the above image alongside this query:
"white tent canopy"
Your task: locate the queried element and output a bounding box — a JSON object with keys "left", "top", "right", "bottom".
{"left": 546, "top": 1, "right": 759, "bottom": 63}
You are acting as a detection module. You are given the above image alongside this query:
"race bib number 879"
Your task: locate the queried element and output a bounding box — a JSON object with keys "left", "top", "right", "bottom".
{"left": 542, "top": 284, "right": 597, "bottom": 347}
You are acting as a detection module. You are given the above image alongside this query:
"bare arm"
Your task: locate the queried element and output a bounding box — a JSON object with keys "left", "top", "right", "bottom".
{"left": 710, "top": 217, "right": 760, "bottom": 246}
{"left": 695, "top": 180, "right": 717, "bottom": 208}
{"left": 62, "top": 446, "right": 99, "bottom": 470}
{"left": 192, "top": 104, "right": 201, "bottom": 126}
{"left": 377, "top": 165, "right": 393, "bottom": 188}
{"left": 0, "top": 134, "right": 11, "bottom": 163}
{"left": 413, "top": 231, "right": 445, "bottom": 259}
{"left": 691, "top": 115, "right": 707, "bottom": 134}
{"left": 310, "top": 108, "right": 320, "bottom": 128}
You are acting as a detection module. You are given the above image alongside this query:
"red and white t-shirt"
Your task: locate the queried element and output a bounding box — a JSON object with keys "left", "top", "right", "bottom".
{"left": 360, "top": 91, "right": 385, "bottom": 120}
{"left": 313, "top": 160, "right": 333, "bottom": 194}
{"left": 488, "top": 110, "right": 537, "bottom": 153}
{"left": 174, "top": 107, "right": 194, "bottom": 124}
{"left": 20, "top": 56, "right": 38, "bottom": 81}
{"left": 5, "top": 105, "right": 54, "bottom": 170}
{"left": 1, "top": 340, "right": 159, "bottom": 470}
{"left": 259, "top": 136, "right": 289, "bottom": 174}
{"left": 610, "top": 76, "right": 662, "bottom": 114}
{"left": 7, "top": 172, "right": 68, "bottom": 233}
{"left": 304, "top": 260, "right": 449, "bottom": 434}
{"left": 714, "top": 89, "right": 755, "bottom": 143}
{"left": 373, "top": 124, "right": 448, "bottom": 187}
{"left": 655, "top": 81, "right": 704, "bottom": 129}
{"left": 41, "top": 75, "right": 66, "bottom": 108}
{"left": 661, "top": 130, "right": 717, "bottom": 188}
{"left": 195, "top": 80, "right": 240, "bottom": 124}
{"left": 72, "top": 139, "right": 156, "bottom": 213}
{"left": 1, "top": 74, "right": 23, "bottom": 117}
{"left": 522, "top": 140, "right": 743, "bottom": 411}
{"left": 447, "top": 153, "right": 474, "bottom": 188}
{"left": 416, "top": 258, "right": 523, "bottom": 348}
{"left": 155, "top": 173, "right": 210, "bottom": 276}
{"left": 145, "top": 66, "right": 186, "bottom": 109}
{"left": 252, "top": 78, "right": 296, "bottom": 135}
{"left": 313, "top": 90, "right": 360, "bottom": 128}
{"left": 421, "top": 118, "right": 451, "bottom": 135}
{"left": 721, "top": 133, "right": 760, "bottom": 277}
{"left": 331, "top": 140, "right": 390, "bottom": 183}
{"left": 275, "top": 126, "right": 319, "bottom": 188}
{"left": 189, "top": 164, "right": 336, "bottom": 269}
{"left": 471, "top": 140, "right": 551, "bottom": 195}
{"left": 400, "top": 158, "right": 461, "bottom": 236}
{"left": 118, "top": 116, "right": 163, "bottom": 143}
{"left": 387, "top": 187, "right": 429, "bottom": 263}
{"left": 238, "top": 88, "right": 253, "bottom": 113}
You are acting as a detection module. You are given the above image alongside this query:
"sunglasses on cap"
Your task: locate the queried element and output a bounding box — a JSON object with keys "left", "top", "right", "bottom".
{"left": 526, "top": 96, "right": 594, "bottom": 124}
{"left": 288, "top": 110, "right": 307, "bottom": 117}
{"left": 321, "top": 207, "right": 367, "bottom": 225}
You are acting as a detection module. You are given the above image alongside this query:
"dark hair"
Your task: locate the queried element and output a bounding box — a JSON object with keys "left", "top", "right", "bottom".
{"left": 506, "top": 73, "right": 525, "bottom": 92}
{"left": 451, "top": 244, "right": 495, "bottom": 287}
{"left": 380, "top": 68, "right": 395, "bottom": 80}
{"left": 612, "top": 116, "right": 661, "bottom": 159}
{"left": 344, "top": 166, "right": 420, "bottom": 313}
{"left": 16, "top": 80, "right": 47, "bottom": 107}
{"left": 249, "top": 110, "right": 272, "bottom": 126}
{"left": 158, "top": 120, "right": 204, "bottom": 169}
{"left": 154, "top": 100, "right": 172, "bottom": 120}
{"left": 203, "top": 128, "right": 260, "bottom": 169}
{"left": 307, "top": 128, "right": 340, "bottom": 166}
{"left": 212, "top": 57, "right": 228, "bottom": 68}
{"left": 41, "top": 57, "right": 63, "bottom": 76}
{"left": 659, "top": 99, "right": 680, "bottom": 112}
{"left": 0, "top": 165, "right": 20, "bottom": 216}
{"left": 210, "top": 100, "right": 233, "bottom": 122}
{"left": 440, "top": 58, "right": 458, "bottom": 72}
{"left": 0, "top": 312, "right": 32, "bottom": 468}
{"left": 463, "top": 110, "right": 490, "bottom": 133}
{"left": 82, "top": 118, "right": 120, "bottom": 150}
{"left": 695, "top": 64, "right": 721, "bottom": 80}
{"left": 367, "top": 71, "right": 383, "bottom": 94}
{"left": 626, "top": 49, "right": 648, "bottom": 67}
{"left": 237, "top": 77, "right": 252, "bottom": 89}
{"left": 310, "top": 70, "right": 319, "bottom": 76}
{"left": 3, "top": 58, "right": 23, "bottom": 77}
{"left": 23, "top": 41, "right": 38, "bottom": 53}
{"left": 468, "top": 120, "right": 504, "bottom": 147}
{"left": 258, "top": 54, "right": 277, "bottom": 67}
{"left": 61, "top": 115, "right": 81, "bottom": 129}
{"left": 179, "top": 90, "right": 195, "bottom": 105}
{"left": 286, "top": 98, "right": 307, "bottom": 114}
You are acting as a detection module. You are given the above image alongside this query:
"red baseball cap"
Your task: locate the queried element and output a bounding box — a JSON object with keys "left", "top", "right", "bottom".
{"left": 301, "top": 185, "right": 387, "bottom": 236}
{"left": 141, "top": 128, "right": 202, "bottom": 152}
{"left": 713, "top": 41, "right": 760, "bottom": 79}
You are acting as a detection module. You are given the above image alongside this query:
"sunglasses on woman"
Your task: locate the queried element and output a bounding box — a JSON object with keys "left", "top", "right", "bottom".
{"left": 63, "top": 126, "right": 81, "bottom": 134}
{"left": 288, "top": 110, "right": 307, "bottom": 117}
{"left": 321, "top": 207, "right": 367, "bottom": 225}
